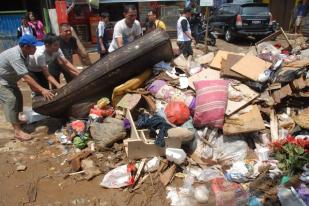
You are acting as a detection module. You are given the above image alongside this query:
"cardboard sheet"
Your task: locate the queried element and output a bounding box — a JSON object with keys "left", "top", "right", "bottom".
{"left": 223, "top": 105, "right": 265, "bottom": 135}
{"left": 220, "top": 54, "right": 247, "bottom": 80}
{"left": 231, "top": 54, "right": 272, "bottom": 81}
{"left": 195, "top": 52, "right": 214, "bottom": 65}
{"left": 226, "top": 83, "right": 259, "bottom": 116}
{"left": 188, "top": 68, "right": 221, "bottom": 90}
{"left": 209, "top": 50, "right": 240, "bottom": 70}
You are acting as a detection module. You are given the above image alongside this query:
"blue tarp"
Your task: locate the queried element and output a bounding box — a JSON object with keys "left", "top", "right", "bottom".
{"left": 0, "top": 11, "right": 26, "bottom": 52}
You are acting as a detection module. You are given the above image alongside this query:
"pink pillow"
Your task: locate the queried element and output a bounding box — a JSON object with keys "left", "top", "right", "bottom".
{"left": 193, "top": 80, "right": 228, "bottom": 128}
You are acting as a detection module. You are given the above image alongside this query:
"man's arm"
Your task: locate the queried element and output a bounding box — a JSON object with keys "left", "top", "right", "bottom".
{"left": 58, "top": 56, "right": 80, "bottom": 77}
{"left": 22, "top": 74, "right": 54, "bottom": 100}
{"left": 181, "top": 19, "right": 195, "bottom": 43}
{"left": 42, "top": 67, "right": 62, "bottom": 89}
{"left": 116, "top": 37, "right": 124, "bottom": 48}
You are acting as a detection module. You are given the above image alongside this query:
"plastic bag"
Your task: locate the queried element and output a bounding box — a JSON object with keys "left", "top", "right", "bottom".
{"left": 144, "top": 157, "right": 161, "bottom": 173}
{"left": 165, "top": 101, "right": 190, "bottom": 125}
{"left": 100, "top": 164, "right": 132, "bottom": 188}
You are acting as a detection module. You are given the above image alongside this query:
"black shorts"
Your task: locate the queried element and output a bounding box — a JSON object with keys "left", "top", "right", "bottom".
{"left": 177, "top": 41, "right": 193, "bottom": 57}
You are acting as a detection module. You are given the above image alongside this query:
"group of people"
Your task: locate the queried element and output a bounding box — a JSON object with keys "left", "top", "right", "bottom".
{"left": 0, "top": 5, "right": 195, "bottom": 141}
{"left": 1, "top": 11, "right": 84, "bottom": 141}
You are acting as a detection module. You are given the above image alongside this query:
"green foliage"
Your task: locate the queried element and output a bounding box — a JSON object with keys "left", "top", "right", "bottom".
{"left": 275, "top": 143, "right": 309, "bottom": 176}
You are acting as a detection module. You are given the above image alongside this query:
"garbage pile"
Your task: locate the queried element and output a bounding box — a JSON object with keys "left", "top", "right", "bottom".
{"left": 52, "top": 32, "right": 309, "bottom": 206}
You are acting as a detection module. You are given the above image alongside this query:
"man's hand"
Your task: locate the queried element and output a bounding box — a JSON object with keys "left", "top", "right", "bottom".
{"left": 100, "top": 47, "right": 107, "bottom": 54}
{"left": 192, "top": 39, "right": 196, "bottom": 46}
{"left": 41, "top": 88, "right": 54, "bottom": 101}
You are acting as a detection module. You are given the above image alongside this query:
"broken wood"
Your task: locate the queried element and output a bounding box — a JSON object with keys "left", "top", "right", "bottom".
{"left": 270, "top": 110, "right": 279, "bottom": 142}
{"left": 130, "top": 159, "right": 146, "bottom": 191}
{"left": 159, "top": 164, "right": 176, "bottom": 187}
{"left": 226, "top": 83, "right": 259, "bottom": 116}
{"left": 223, "top": 105, "right": 265, "bottom": 135}
{"left": 272, "top": 84, "right": 292, "bottom": 104}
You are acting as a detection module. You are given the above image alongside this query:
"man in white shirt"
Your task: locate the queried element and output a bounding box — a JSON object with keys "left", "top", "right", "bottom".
{"left": 177, "top": 7, "right": 195, "bottom": 57}
{"left": 108, "top": 5, "right": 142, "bottom": 53}
{"left": 97, "top": 12, "right": 110, "bottom": 57}
{"left": 29, "top": 33, "right": 80, "bottom": 89}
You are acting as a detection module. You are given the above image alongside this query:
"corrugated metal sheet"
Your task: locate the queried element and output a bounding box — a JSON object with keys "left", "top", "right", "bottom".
{"left": 0, "top": 11, "right": 26, "bottom": 52}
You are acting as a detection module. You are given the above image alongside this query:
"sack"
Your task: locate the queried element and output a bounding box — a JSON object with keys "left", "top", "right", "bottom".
{"left": 165, "top": 101, "right": 190, "bottom": 125}
{"left": 193, "top": 80, "right": 228, "bottom": 128}
{"left": 90, "top": 117, "right": 126, "bottom": 148}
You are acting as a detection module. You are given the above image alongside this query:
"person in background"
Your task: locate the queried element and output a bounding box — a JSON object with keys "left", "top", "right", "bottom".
{"left": 26, "top": 11, "right": 45, "bottom": 41}
{"left": 17, "top": 16, "right": 36, "bottom": 38}
{"left": 147, "top": 9, "right": 166, "bottom": 31}
{"left": 97, "top": 12, "right": 110, "bottom": 58}
{"left": 177, "top": 7, "right": 195, "bottom": 57}
{"left": 108, "top": 5, "right": 142, "bottom": 53}
{"left": 295, "top": 0, "right": 308, "bottom": 33}
{"left": 144, "top": 16, "right": 156, "bottom": 33}
{"left": 55, "top": 23, "right": 79, "bottom": 83}
{"left": 0, "top": 35, "right": 54, "bottom": 141}
{"left": 28, "top": 33, "right": 80, "bottom": 90}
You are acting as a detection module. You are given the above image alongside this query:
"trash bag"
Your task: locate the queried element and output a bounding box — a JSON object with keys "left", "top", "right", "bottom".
{"left": 165, "top": 101, "right": 190, "bottom": 125}
{"left": 100, "top": 164, "right": 132, "bottom": 188}
{"left": 90, "top": 117, "right": 126, "bottom": 148}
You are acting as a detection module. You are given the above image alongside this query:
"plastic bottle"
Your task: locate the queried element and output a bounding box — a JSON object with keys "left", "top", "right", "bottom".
{"left": 278, "top": 186, "right": 307, "bottom": 206}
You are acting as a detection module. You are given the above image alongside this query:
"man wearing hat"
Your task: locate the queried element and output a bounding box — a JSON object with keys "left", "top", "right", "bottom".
{"left": 177, "top": 7, "right": 195, "bottom": 57}
{"left": 0, "top": 34, "right": 54, "bottom": 141}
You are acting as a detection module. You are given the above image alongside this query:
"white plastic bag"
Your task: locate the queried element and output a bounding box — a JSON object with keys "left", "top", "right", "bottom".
{"left": 100, "top": 164, "right": 131, "bottom": 188}
{"left": 166, "top": 148, "right": 187, "bottom": 164}
{"left": 144, "top": 157, "right": 161, "bottom": 173}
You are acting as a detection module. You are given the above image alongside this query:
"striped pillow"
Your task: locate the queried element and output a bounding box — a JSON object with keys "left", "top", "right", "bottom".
{"left": 193, "top": 80, "right": 228, "bottom": 128}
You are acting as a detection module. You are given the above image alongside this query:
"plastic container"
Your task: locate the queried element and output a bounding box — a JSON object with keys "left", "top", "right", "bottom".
{"left": 166, "top": 148, "right": 187, "bottom": 164}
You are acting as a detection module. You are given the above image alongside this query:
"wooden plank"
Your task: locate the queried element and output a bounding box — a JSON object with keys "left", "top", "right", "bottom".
{"left": 285, "top": 59, "right": 309, "bottom": 68}
{"left": 116, "top": 93, "right": 142, "bottom": 110}
{"left": 223, "top": 105, "right": 265, "bottom": 135}
{"left": 226, "top": 83, "right": 259, "bottom": 116}
{"left": 231, "top": 54, "right": 272, "bottom": 81}
{"left": 188, "top": 68, "right": 221, "bottom": 90}
{"left": 255, "top": 30, "right": 282, "bottom": 46}
{"left": 270, "top": 110, "right": 279, "bottom": 142}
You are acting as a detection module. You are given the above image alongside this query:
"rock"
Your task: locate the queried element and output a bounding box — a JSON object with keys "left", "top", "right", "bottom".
{"left": 16, "top": 164, "right": 27, "bottom": 171}
{"left": 167, "top": 127, "right": 194, "bottom": 142}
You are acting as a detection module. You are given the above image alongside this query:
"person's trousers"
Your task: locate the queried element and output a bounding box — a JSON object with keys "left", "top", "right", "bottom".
{"left": 0, "top": 85, "right": 23, "bottom": 124}
{"left": 177, "top": 40, "right": 193, "bottom": 57}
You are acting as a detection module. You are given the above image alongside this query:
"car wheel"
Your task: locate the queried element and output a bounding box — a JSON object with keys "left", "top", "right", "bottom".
{"left": 224, "top": 28, "right": 233, "bottom": 42}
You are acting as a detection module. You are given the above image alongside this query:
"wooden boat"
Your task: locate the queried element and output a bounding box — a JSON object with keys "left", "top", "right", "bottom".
{"left": 32, "top": 29, "right": 173, "bottom": 117}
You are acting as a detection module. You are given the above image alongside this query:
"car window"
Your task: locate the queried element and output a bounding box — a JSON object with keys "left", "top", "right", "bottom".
{"left": 241, "top": 6, "right": 269, "bottom": 15}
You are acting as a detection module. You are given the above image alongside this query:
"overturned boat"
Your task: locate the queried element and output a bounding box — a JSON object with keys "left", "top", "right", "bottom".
{"left": 33, "top": 29, "right": 173, "bottom": 118}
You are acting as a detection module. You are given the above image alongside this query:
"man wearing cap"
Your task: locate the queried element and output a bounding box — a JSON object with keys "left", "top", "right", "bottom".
{"left": 0, "top": 34, "right": 54, "bottom": 141}
{"left": 177, "top": 7, "right": 195, "bottom": 57}
{"left": 97, "top": 12, "right": 110, "bottom": 58}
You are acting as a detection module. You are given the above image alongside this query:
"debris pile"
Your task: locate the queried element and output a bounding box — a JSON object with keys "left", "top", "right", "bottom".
{"left": 49, "top": 31, "right": 309, "bottom": 206}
